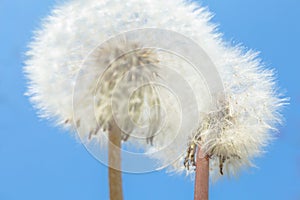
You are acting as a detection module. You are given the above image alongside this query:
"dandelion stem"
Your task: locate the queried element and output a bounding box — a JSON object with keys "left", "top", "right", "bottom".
{"left": 194, "top": 146, "right": 209, "bottom": 200}
{"left": 108, "top": 120, "right": 123, "bottom": 200}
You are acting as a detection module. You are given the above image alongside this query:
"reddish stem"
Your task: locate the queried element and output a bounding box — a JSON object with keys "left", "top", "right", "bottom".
{"left": 194, "top": 146, "right": 209, "bottom": 200}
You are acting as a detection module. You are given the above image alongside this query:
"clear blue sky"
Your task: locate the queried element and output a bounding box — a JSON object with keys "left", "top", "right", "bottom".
{"left": 0, "top": 0, "right": 299, "bottom": 199}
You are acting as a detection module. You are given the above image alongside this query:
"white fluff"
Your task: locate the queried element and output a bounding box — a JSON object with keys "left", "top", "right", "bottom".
{"left": 24, "top": 0, "right": 286, "bottom": 178}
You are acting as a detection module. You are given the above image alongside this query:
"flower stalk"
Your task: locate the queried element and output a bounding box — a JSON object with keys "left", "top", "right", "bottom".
{"left": 108, "top": 120, "right": 123, "bottom": 200}
{"left": 194, "top": 146, "right": 209, "bottom": 200}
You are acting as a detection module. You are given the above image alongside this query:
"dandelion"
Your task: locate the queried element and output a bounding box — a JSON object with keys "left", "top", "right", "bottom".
{"left": 24, "top": 0, "right": 287, "bottom": 199}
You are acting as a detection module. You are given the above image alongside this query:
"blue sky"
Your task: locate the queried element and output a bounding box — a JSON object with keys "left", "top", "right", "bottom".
{"left": 0, "top": 0, "right": 299, "bottom": 199}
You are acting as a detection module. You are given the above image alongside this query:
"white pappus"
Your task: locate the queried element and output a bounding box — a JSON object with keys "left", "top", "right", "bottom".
{"left": 24, "top": 0, "right": 287, "bottom": 179}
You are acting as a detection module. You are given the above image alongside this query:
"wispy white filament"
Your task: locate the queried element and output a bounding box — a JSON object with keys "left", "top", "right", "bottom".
{"left": 24, "top": 0, "right": 286, "bottom": 178}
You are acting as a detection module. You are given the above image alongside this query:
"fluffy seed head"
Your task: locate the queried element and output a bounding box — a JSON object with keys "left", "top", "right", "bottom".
{"left": 24, "top": 0, "right": 287, "bottom": 177}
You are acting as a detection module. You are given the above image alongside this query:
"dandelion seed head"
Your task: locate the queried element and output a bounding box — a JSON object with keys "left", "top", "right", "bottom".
{"left": 24, "top": 0, "right": 287, "bottom": 177}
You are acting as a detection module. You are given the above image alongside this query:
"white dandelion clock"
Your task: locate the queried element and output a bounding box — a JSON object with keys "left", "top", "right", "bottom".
{"left": 24, "top": 0, "right": 287, "bottom": 199}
